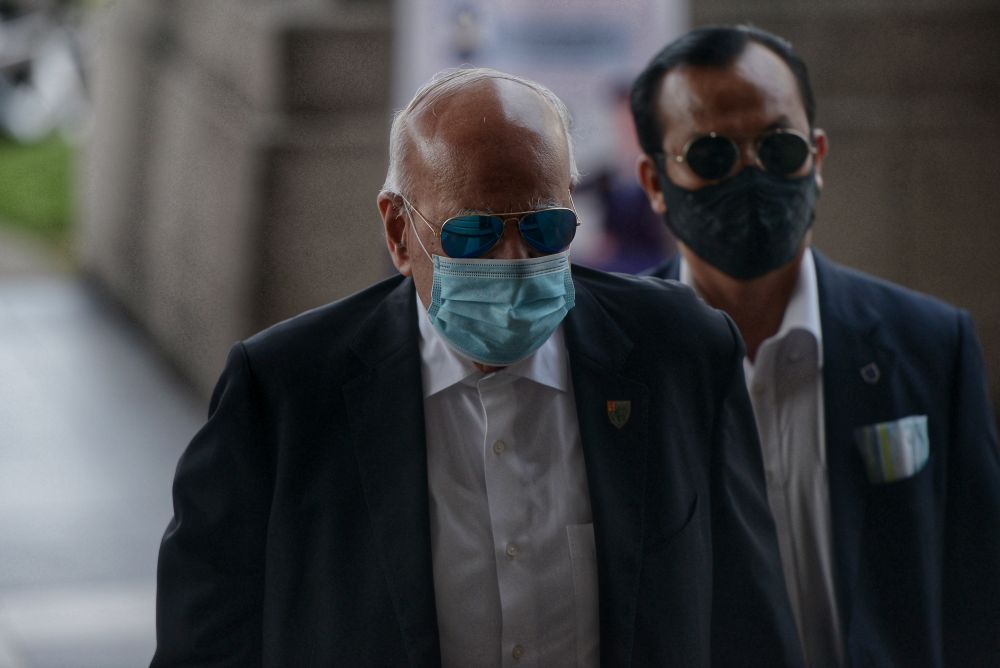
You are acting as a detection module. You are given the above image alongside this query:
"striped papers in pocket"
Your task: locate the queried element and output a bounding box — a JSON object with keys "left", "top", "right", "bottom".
{"left": 854, "top": 415, "right": 930, "bottom": 484}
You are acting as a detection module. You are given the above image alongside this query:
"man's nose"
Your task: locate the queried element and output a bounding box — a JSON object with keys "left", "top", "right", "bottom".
{"left": 487, "top": 220, "right": 531, "bottom": 260}
{"left": 737, "top": 140, "right": 759, "bottom": 172}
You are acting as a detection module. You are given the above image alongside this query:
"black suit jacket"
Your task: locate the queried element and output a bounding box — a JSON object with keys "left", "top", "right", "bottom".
{"left": 152, "top": 265, "right": 803, "bottom": 667}
{"left": 648, "top": 251, "right": 1000, "bottom": 667}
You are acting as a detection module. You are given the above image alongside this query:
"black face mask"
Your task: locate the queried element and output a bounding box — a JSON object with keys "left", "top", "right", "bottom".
{"left": 658, "top": 167, "right": 819, "bottom": 280}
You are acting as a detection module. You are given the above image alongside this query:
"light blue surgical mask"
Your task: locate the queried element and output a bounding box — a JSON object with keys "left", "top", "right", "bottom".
{"left": 411, "top": 224, "right": 575, "bottom": 365}
{"left": 427, "top": 250, "right": 575, "bottom": 365}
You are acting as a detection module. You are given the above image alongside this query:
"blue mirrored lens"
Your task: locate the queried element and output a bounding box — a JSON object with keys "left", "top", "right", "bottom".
{"left": 440, "top": 215, "right": 503, "bottom": 258}
{"left": 519, "top": 209, "right": 577, "bottom": 253}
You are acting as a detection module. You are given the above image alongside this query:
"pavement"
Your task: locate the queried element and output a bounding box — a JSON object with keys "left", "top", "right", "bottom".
{"left": 0, "top": 225, "right": 203, "bottom": 667}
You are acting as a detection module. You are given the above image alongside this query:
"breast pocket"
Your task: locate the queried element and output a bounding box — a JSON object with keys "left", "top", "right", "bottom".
{"left": 854, "top": 415, "right": 929, "bottom": 484}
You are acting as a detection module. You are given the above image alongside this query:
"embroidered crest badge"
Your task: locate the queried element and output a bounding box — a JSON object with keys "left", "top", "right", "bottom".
{"left": 607, "top": 400, "right": 631, "bottom": 429}
{"left": 860, "top": 362, "right": 881, "bottom": 385}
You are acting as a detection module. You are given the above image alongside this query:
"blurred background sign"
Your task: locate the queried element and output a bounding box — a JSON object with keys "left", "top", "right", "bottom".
{"left": 394, "top": 0, "right": 685, "bottom": 270}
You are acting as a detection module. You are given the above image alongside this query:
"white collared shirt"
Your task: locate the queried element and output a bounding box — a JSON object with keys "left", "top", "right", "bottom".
{"left": 681, "top": 248, "right": 844, "bottom": 668}
{"left": 417, "top": 294, "right": 599, "bottom": 668}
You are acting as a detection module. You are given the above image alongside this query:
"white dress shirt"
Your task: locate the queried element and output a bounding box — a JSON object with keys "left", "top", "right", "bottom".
{"left": 417, "top": 295, "right": 599, "bottom": 668}
{"left": 681, "top": 248, "right": 844, "bottom": 668}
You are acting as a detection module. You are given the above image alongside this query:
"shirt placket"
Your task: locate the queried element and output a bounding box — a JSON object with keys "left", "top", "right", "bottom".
{"left": 750, "top": 345, "right": 806, "bottom": 645}
{"left": 477, "top": 373, "right": 539, "bottom": 668}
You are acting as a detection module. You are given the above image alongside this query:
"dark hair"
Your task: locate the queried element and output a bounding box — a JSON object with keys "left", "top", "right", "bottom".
{"left": 630, "top": 25, "right": 816, "bottom": 158}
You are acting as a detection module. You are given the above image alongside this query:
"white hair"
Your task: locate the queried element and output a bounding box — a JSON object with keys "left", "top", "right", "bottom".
{"left": 381, "top": 67, "right": 580, "bottom": 199}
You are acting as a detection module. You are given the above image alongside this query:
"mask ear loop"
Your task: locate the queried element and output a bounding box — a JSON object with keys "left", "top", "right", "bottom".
{"left": 408, "top": 210, "right": 435, "bottom": 262}
{"left": 396, "top": 195, "right": 437, "bottom": 262}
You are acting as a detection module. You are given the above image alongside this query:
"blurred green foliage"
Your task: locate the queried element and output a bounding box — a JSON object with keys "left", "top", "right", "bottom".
{"left": 0, "top": 135, "right": 72, "bottom": 241}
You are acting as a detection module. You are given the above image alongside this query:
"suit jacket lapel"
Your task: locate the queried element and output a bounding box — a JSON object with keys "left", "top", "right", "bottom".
{"left": 343, "top": 278, "right": 440, "bottom": 667}
{"left": 341, "top": 273, "right": 652, "bottom": 665}
{"left": 662, "top": 250, "right": 897, "bottom": 647}
{"left": 565, "top": 275, "right": 649, "bottom": 666}
{"left": 814, "top": 251, "right": 896, "bottom": 639}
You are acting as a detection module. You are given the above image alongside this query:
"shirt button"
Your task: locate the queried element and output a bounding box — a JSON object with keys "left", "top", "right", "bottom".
{"left": 493, "top": 439, "right": 506, "bottom": 455}
{"left": 512, "top": 644, "right": 525, "bottom": 660}
{"left": 505, "top": 543, "right": 520, "bottom": 559}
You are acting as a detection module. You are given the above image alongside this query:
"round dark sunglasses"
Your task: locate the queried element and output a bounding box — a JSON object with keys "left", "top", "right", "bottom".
{"left": 663, "top": 128, "right": 816, "bottom": 181}
{"left": 402, "top": 197, "right": 580, "bottom": 259}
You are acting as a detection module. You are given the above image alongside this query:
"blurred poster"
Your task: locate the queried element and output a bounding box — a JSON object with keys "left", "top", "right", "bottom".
{"left": 393, "top": 0, "right": 687, "bottom": 271}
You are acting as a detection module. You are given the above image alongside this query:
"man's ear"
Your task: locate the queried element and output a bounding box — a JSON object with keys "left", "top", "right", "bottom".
{"left": 637, "top": 153, "right": 667, "bottom": 215}
{"left": 812, "top": 128, "right": 828, "bottom": 191}
{"left": 377, "top": 191, "right": 412, "bottom": 276}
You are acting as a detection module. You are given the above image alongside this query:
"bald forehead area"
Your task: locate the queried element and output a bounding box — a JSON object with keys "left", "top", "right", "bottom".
{"left": 658, "top": 43, "right": 808, "bottom": 139}
{"left": 406, "top": 79, "right": 570, "bottom": 209}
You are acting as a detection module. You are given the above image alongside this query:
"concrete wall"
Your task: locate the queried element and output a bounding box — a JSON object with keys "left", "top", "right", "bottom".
{"left": 80, "top": 0, "right": 1000, "bottom": 412}
{"left": 692, "top": 0, "right": 1000, "bottom": 414}
{"left": 80, "top": 0, "right": 393, "bottom": 397}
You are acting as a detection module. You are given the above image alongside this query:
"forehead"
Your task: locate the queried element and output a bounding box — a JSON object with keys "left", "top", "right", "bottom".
{"left": 656, "top": 42, "right": 808, "bottom": 142}
{"left": 408, "top": 79, "right": 571, "bottom": 212}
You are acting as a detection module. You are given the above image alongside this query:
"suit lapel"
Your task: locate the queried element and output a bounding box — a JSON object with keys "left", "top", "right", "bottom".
{"left": 814, "top": 252, "right": 896, "bottom": 638}
{"left": 342, "top": 272, "right": 653, "bottom": 665}
{"left": 663, "top": 250, "right": 896, "bottom": 647}
{"left": 343, "top": 278, "right": 440, "bottom": 666}
{"left": 565, "top": 275, "right": 649, "bottom": 666}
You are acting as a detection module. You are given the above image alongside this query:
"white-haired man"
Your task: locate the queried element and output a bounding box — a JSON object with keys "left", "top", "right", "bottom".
{"left": 152, "top": 68, "right": 803, "bottom": 667}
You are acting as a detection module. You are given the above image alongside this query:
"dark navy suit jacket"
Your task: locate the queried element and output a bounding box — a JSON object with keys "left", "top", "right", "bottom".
{"left": 648, "top": 250, "right": 1000, "bottom": 667}
{"left": 152, "top": 265, "right": 803, "bottom": 667}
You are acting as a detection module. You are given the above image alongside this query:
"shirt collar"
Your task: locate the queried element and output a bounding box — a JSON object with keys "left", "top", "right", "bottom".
{"left": 679, "top": 246, "right": 823, "bottom": 368}
{"left": 415, "top": 291, "right": 571, "bottom": 397}
{"left": 780, "top": 247, "right": 823, "bottom": 367}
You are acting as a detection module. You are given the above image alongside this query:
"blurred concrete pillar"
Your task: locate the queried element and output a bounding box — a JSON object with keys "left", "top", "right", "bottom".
{"left": 78, "top": 0, "right": 172, "bottom": 317}
{"left": 81, "top": 0, "right": 393, "bottom": 397}
{"left": 691, "top": 0, "right": 1000, "bottom": 414}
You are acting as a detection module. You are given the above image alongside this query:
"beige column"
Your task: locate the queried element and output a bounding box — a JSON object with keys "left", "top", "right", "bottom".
{"left": 81, "top": 0, "right": 393, "bottom": 397}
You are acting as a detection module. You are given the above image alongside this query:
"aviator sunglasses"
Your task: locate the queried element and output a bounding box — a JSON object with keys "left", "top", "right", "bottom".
{"left": 662, "top": 128, "right": 817, "bottom": 181}
{"left": 400, "top": 196, "right": 580, "bottom": 259}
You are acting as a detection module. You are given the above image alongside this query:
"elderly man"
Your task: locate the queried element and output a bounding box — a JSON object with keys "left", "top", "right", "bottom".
{"left": 152, "top": 67, "right": 802, "bottom": 667}
{"left": 632, "top": 26, "right": 1000, "bottom": 667}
